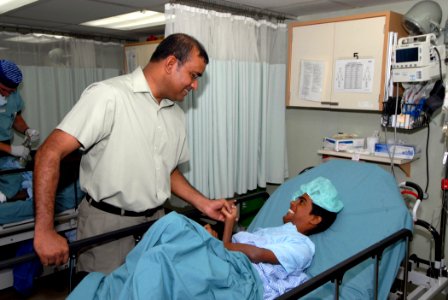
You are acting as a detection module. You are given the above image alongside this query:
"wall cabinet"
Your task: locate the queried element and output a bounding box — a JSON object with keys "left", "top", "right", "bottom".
{"left": 286, "top": 11, "right": 406, "bottom": 111}
{"left": 124, "top": 40, "right": 161, "bottom": 73}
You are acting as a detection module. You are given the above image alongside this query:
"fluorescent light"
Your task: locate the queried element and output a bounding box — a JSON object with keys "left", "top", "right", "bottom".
{"left": 82, "top": 10, "right": 165, "bottom": 30}
{"left": 0, "top": 0, "right": 39, "bottom": 14}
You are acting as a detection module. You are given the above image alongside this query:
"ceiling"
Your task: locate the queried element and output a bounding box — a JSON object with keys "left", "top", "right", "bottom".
{"left": 0, "top": 0, "right": 412, "bottom": 41}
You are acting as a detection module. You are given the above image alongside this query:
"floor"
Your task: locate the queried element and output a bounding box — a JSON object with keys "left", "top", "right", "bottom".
{"left": 0, "top": 270, "right": 69, "bottom": 300}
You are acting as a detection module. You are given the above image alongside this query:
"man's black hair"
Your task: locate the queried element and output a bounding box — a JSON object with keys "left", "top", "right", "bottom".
{"left": 150, "top": 33, "right": 209, "bottom": 65}
{"left": 307, "top": 203, "right": 337, "bottom": 235}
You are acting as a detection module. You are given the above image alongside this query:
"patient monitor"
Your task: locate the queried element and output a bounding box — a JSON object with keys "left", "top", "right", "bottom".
{"left": 391, "top": 33, "right": 445, "bottom": 82}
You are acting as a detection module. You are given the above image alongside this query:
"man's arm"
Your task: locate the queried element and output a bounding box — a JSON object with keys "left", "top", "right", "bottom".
{"left": 170, "top": 168, "right": 233, "bottom": 222}
{"left": 221, "top": 206, "right": 279, "bottom": 264}
{"left": 33, "top": 129, "right": 81, "bottom": 266}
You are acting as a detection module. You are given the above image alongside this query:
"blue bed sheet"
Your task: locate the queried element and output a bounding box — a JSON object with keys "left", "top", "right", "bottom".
{"left": 68, "top": 212, "right": 263, "bottom": 300}
{"left": 0, "top": 180, "right": 84, "bottom": 225}
{"left": 249, "top": 159, "right": 413, "bottom": 300}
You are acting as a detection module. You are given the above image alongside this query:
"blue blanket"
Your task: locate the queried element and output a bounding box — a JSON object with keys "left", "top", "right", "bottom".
{"left": 68, "top": 212, "right": 263, "bottom": 300}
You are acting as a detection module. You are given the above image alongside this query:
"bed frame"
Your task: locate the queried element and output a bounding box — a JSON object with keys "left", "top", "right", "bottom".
{"left": 0, "top": 191, "right": 413, "bottom": 299}
{"left": 277, "top": 228, "right": 412, "bottom": 300}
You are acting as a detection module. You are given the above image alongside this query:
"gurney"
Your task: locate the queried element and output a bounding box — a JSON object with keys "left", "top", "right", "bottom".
{"left": 0, "top": 151, "right": 84, "bottom": 244}
{"left": 0, "top": 159, "right": 413, "bottom": 299}
{"left": 0, "top": 151, "right": 84, "bottom": 291}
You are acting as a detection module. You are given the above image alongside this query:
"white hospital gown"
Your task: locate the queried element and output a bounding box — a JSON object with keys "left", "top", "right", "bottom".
{"left": 232, "top": 223, "right": 315, "bottom": 300}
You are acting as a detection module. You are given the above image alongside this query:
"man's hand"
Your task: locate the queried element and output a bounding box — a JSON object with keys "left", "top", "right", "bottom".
{"left": 201, "top": 199, "right": 235, "bottom": 222}
{"left": 34, "top": 230, "right": 69, "bottom": 266}
{"left": 10, "top": 145, "right": 30, "bottom": 158}
{"left": 25, "top": 128, "right": 40, "bottom": 143}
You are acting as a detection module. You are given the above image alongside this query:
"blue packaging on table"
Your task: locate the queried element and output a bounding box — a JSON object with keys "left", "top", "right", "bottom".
{"left": 374, "top": 143, "right": 418, "bottom": 159}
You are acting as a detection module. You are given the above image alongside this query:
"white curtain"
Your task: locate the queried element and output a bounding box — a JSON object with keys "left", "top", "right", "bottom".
{"left": 165, "top": 4, "right": 288, "bottom": 199}
{"left": 0, "top": 32, "right": 123, "bottom": 142}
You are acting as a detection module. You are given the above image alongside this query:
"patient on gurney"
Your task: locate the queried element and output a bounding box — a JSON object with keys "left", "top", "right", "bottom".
{"left": 0, "top": 156, "right": 32, "bottom": 203}
{"left": 69, "top": 177, "right": 343, "bottom": 300}
{"left": 206, "top": 176, "right": 343, "bottom": 299}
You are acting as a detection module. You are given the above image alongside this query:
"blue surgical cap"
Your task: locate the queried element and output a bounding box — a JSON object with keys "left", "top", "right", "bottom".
{"left": 0, "top": 60, "right": 22, "bottom": 89}
{"left": 292, "top": 176, "right": 343, "bottom": 213}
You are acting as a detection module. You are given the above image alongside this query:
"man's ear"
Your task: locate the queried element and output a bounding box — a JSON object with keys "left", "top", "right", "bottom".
{"left": 164, "top": 55, "right": 177, "bottom": 74}
{"left": 310, "top": 215, "right": 322, "bottom": 226}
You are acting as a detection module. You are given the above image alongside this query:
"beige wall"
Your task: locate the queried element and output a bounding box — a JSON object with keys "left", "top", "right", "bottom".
{"left": 280, "top": 0, "right": 448, "bottom": 261}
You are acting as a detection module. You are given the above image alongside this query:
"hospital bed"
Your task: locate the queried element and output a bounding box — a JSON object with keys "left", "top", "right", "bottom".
{"left": 0, "top": 159, "right": 413, "bottom": 299}
{"left": 249, "top": 159, "right": 413, "bottom": 299}
{"left": 0, "top": 151, "right": 84, "bottom": 290}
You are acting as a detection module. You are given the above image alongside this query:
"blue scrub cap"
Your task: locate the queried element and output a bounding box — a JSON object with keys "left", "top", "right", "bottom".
{"left": 292, "top": 176, "right": 343, "bottom": 213}
{"left": 0, "top": 60, "right": 22, "bottom": 89}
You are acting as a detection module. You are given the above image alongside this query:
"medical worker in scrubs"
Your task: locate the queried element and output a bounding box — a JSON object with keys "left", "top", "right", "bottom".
{"left": 0, "top": 60, "right": 39, "bottom": 202}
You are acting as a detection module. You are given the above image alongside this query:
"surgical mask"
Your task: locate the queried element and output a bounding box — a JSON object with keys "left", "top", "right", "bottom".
{"left": 0, "top": 95, "right": 7, "bottom": 106}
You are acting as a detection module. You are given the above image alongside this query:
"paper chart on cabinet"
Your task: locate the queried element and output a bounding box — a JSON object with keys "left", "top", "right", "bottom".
{"left": 299, "top": 60, "right": 325, "bottom": 102}
{"left": 334, "top": 59, "right": 375, "bottom": 93}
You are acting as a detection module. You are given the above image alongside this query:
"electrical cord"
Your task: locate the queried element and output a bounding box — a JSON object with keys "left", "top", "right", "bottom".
{"left": 422, "top": 46, "right": 443, "bottom": 195}
{"left": 385, "top": 81, "right": 400, "bottom": 179}
{"left": 425, "top": 122, "right": 430, "bottom": 194}
{"left": 433, "top": 47, "right": 443, "bottom": 81}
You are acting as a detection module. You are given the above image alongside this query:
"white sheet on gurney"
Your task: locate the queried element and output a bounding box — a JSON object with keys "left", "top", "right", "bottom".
{"left": 0, "top": 181, "right": 83, "bottom": 225}
{"left": 68, "top": 212, "right": 263, "bottom": 300}
{"left": 249, "top": 159, "right": 413, "bottom": 300}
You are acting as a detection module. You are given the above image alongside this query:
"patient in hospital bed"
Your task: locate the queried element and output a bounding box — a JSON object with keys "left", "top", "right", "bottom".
{"left": 68, "top": 177, "right": 342, "bottom": 300}
{"left": 206, "top": 176, "right": 343, "bottom": 300}
{"left": 0, "top": 156, "right": 32, "bottom": 203}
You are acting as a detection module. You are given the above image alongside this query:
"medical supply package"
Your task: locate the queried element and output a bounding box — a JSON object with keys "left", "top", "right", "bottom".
{"left": 374, "top": 143, "right": 420, "bottom": 159}
{"left": 323, "top": 137, "right": 365, "bottom": 152}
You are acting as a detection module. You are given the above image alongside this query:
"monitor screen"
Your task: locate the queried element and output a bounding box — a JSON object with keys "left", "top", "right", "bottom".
{"left": 395, "top": 47, "right": 419, "bottom": 63}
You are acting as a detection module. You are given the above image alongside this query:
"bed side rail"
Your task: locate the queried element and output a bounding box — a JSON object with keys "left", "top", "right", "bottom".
{"left": 275, "top": 228, "right": 412, "bottom": 300}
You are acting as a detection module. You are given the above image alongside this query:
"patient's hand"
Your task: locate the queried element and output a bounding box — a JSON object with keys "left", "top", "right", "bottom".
{"left": 204, "top": 224, "right": 218, "bottom": 238}
{"left": 221, "top": 205, "right": 238, "bottom": 244}
{"left": 221, "top": 205, "right": 238, "bottom": 222}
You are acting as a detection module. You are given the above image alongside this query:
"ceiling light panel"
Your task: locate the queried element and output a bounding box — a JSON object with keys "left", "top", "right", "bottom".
{"left": 0, "top": 0, "right": 38, "bottom": 14}
{"left": 81, "top": 10, "right": 165, "bottom": 30}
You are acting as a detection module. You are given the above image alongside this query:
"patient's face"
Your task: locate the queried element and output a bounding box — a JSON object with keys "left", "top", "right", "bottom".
{"left": 283, "top": 193, "right": 320, "bottom": 234}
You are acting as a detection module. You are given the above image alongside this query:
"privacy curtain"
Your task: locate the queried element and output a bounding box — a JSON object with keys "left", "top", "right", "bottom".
{"left": 165, "top": 4, "right": 288, "bottom": 199}
{"left": 0, "top": 31, "right": 123, "bottom": 142}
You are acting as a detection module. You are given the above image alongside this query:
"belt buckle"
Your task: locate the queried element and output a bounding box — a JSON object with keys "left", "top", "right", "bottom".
{"left": 120, "top": 208, "right": 126, "bottom": 216}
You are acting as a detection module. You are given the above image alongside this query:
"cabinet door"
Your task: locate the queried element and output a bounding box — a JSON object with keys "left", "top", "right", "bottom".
{"left": 288, "top": 22, "right": 334, "bottom": 108}
{"left": 331, "top": 17, "right": 386, "bottom": 110}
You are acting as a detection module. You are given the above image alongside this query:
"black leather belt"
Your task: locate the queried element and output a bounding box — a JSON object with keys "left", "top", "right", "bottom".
{"left": 86, "top": 194, "right": 163, "bottom": 217}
